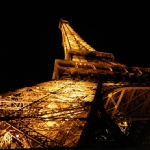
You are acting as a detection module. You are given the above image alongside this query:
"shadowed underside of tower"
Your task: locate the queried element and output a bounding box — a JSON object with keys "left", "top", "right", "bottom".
{"left": 1, "top": 19, "right": 150, "bottom": 149}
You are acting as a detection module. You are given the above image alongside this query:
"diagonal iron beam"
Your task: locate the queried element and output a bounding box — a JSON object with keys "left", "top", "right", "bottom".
{"left": 7, "top": 120, "right": 64, "bottom": 148}
{"left": 111, "top": 89, "right": 125, "bottom": 118}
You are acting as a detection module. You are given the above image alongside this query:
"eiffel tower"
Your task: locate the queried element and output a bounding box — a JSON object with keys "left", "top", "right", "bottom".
{"left": 0, "top": 19, "right": 150, "bottom": 149}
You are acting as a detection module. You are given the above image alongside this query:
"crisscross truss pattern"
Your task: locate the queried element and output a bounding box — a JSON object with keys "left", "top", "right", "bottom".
{"left": 59, "top": 19, "right": 95, "bottom": 59}
{"left": 59, "top": 19, "right": 114, "bottom": 61}
{"left": 102, "top": 86, "right": 150, "bottom": 133}
{"left": 1, "top": 19, "right": 150, "bottom": 149}
{"left": 0, "top": 80, "right": 97, "bottom": 148}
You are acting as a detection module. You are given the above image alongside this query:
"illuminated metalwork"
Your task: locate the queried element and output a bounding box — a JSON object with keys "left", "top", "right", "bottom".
{"left": 0, "top": 80, "right": 97, "bottom": 148}
{"left": 103, "top": 87, "right": 150, "bottom": 120}
{"left": 59, "top": 19, "right": 114, "bottom": 61}
{"left": 1, "top": 19, "right": 150, "bottom": 149}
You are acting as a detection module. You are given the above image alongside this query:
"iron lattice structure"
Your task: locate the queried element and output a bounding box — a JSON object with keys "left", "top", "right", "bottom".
{"left": 1, "top": 19, "right": 150, "bottom": 149}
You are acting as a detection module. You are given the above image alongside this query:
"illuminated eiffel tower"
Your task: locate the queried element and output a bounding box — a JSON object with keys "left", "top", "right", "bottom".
{"left": 1, "top": 19, "right": 150, "bottom": 149}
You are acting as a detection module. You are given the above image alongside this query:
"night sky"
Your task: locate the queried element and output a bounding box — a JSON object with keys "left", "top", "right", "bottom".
{"left": 0, "top": 2, "right": 150, "bottom": 93}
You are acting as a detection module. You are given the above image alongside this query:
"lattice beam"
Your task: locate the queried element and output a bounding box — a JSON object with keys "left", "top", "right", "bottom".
{"left": 59, "top": 19, "right": 114, "bottom": 61}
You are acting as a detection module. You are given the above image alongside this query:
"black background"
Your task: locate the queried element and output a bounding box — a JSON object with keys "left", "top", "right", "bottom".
{"left": 0, "top": 2, "right": 150, "bottom": 93}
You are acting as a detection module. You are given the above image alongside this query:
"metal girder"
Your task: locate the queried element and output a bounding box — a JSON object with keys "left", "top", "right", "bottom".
{"left": 102, "top": 86, "right": 150, "bottom": 137}
{"left": 0, "top": 80, "right": 97, "bottom": 148}
{"left": 1, "top": 82, "right": 150, "bottom": 148}
{"left": 2, "top": 19, "right": 150, "bottom": 149}
{"left": 103, "top": 87, "right": 150, "bottom": 120}
{"left": 59, "top": 19, "right": 114, "bottom": 61}
{"left": 111, "top": 89, "right": 125, "bottom": 118}
{"left": 0, "top": 121, "right": 36, "bottom": 149}
{"left": 78, "top": 81, "right": 137, "bottom": 148}
{"left": 7, "top": 119, "right": 63, "bottom": 148}
{"left": 4, "top": 81, "right": 74, "bottom": 118}
{"left": 5, "top": 98, "right": 90, "bottom": 147}
{"left": 1, "top": 78, "right": 150, "bottom": 148}
{"left": 0, "top": 100, "right": 31, "bottom": 110}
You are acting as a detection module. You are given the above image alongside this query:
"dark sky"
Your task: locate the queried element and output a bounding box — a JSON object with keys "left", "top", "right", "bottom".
{"left": 0, "top": 2, "right": 150, "bottom": 93}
